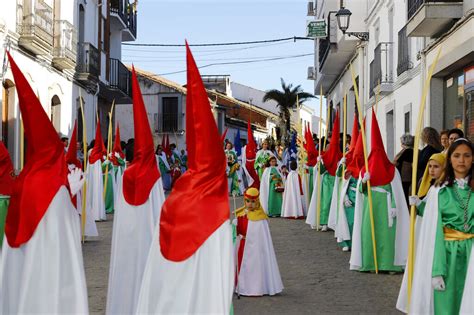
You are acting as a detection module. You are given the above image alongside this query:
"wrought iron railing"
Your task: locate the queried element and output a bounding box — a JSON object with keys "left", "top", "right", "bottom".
{"left": 76, "top": 42, "right": 100, "bottom": 77}
{"left": 16, "top": 0, "right": 54, "bottom": 46}
{"left": 318, "top": 37, "right": 330, "bottom": 70}
{"left": 109, "top": 58, "right": 131, "bottom": 96}
{"left": 372, "top": 42, "right": 394, "bottom": 93}
{"left": 408, "top": 0, "right": 462, "bottom": 20}
{"left": 127, "top": 7, "right": 137, "bottom": 38}
{"left": 397, "top": 25, "right": 413, "bottom": 76}
{"left": 111, "top": 0, "right": 127, "bottom": 26}
{"left": 53, "top": 20, "right": 77, "bottom": 61}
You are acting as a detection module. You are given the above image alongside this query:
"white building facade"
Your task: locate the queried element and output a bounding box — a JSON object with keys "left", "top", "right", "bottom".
{"left": 309, "top": 0, "right": 474, "bottom": 159}
{"left": 1, "top": 0, "right": 137, "bottom": 170}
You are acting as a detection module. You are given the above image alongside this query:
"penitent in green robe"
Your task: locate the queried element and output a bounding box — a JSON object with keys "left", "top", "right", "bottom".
{"left": 319, "top": 164, "right": 335, "bottom": 226}
{"left": 307, "top": 166, "right": 315, "bottom": 205}
{"left": 359, "top": 183, "right": 403, "bottom": 272}
{"left": 419, "top": 183, "right": 473, "bottom": 315}
{"left": 0, "top": 196, "right": 9, "bottom": 248}
{"left": 102, "top": 162, "right": 115, "bottom": 214}
{"left": 254, "top": 150, "right": 271, "bottom": 179}
{"left": 267, "top": 167, "right": 283, "bottom": 217}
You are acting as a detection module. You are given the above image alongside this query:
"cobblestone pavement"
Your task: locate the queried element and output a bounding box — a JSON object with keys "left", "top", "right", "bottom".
{"left": 83, "top": 196, "right": 403, "bottom": 314}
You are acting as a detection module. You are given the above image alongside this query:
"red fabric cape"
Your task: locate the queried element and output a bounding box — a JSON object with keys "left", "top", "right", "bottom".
{"left": 122, "top": 67, "right": 160, "bottom": 206}
{"left": 159, "top": 43, "right": 229, "bottom": 262}
{"left": 5, "top": 52, "right": 68, "bottom": 248}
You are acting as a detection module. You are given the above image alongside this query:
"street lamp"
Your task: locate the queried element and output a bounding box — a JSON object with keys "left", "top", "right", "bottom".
{"left": 335, "top": 7, "right": 369, "bottom": 41}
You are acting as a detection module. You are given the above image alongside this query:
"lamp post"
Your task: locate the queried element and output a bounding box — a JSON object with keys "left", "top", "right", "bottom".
{"left": 335, "top": 6, "right": 369, "bottom": 41}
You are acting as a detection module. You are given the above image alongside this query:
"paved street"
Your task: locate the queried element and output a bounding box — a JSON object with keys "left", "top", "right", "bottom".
{"left": 83, "top": 197, "right": 402, "bottom": 314}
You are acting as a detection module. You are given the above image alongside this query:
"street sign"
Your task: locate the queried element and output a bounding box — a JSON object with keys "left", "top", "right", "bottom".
{"left": 307, "top": 19, "right": 327, "bottom": 38}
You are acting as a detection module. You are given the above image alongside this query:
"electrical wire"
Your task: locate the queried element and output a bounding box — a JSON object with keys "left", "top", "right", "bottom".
{"left": 123, "top": 36, "right": 314, "bottom": 47}
{"left": 157, "top": 53, "right": 313, "bottom": 75}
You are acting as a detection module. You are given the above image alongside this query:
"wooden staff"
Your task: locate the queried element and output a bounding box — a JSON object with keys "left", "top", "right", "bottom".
{"left": 103, "top": 100, "right": 115, "bottom": 200}
{"left": 315, "top": 86, "right": 324, "bottom": 230}
{"left": 350, "top": 64, "right": 378, "bottom": 273}
{"left": 79, "top": 91, "right": 88, "bottom": 243}
{"left": 407, "top": 47, "right": 442, "bottom": 306}
{"left": 323, "top": 97, "right": 330, "bottom": 150}
{"left": 338, "top": 94, "right": 347, "bottom": 223}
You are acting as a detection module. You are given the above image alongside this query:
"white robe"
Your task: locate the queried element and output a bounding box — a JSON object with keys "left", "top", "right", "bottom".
{"left": 397, "top": 186, "right": 474, "bottom": 314}
{"left": 281, "top": 171, "right": 304, "bottom": 218}
{"left": 0, "top": 187, "right": 88, "bottom": 314}
{"left": 106, "top": 177, "right": 165, "bottom": 315}
{"left": 136, "top": 219, "right": 234, "bottom": 314}
{"left": 241, "top": 146, "right": 254, "bottom": 188}
{"left": 350, "top": 170, "right": 410, "bottom": 271}
{"left": 77, "top": 187, "right": 99, "bottom": 238}
{"left": 236, "top": 219, "right": 283, "bottom": 296}
{"left": 306, "top": 164, "right": 323, "bottom": 229}
{"left": 86, "top": 160, "right": 106, "bottom": 221}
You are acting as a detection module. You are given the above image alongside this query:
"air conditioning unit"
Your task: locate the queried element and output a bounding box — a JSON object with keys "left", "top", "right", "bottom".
{"left": 307, "top": 66, "right": 316, "bottom": 80}
{"left": 307, "top": 1, "right": 315, "bottom": 16}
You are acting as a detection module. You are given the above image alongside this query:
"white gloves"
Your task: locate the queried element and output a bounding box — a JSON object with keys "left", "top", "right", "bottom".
{"left": 409, "top": 195, "right": 422, "bottom": 207}
{"left": 68, "top": 164, "right": 77, "bottom": 172}
{"left": 317, "top": 156, "right": 323, "bottom": 164}
{"left": 114, "top": 152, "right": 121, "bottom": 159}
{"left": 68, "top": 168, "right": 85, "bottom": 196}
{"left": 362, "top": 172, "right": 371, "bottom": 184}
{"left": 432, "top": 276, "right": 446, "bottom": 291}
{"left": 344, "top": 195, "right": 353, "bottom": 207}
{"left": 389, "top": 208, "right": 397, "bottom": 218}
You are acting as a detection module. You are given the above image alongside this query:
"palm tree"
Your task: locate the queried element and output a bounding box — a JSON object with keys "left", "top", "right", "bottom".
{"left": 263, "top": 78, "right": 315, "bottom": 145}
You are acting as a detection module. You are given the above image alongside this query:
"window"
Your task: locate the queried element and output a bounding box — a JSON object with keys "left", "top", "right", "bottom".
{"left": 397, "top": 25, "right": 412, "bottom": 76}
{"left": 51, "top": 95, "right": 61, "bottom": 132}
{"left": 404, "top": 111, "right": 410, "bottom": 133}
{"left": 161, "top": 97, "right": 179, "bottom": 132}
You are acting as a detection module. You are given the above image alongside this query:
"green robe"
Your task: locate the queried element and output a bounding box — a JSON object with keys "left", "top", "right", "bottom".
{"left": 359, "top": 183, "right": 402, "bottom": 272}
{"left": 226, "top": 150, "right": 240, "bottom": 196}
{"left": 267, "top": 167, "right": 283, "bottom": 217}
{"left": 307, "top": 166, "right": 315, "bottom": 205}
{"left": 0, "top": 196, "right": 8, "bottom": 248}
{"left": 418, "top": 183, "right": 474, "bottom": 315}
{"left": 255, "top": 150, "right": 271, "bottom": 179}
{"left": 102, "top": 162, "right": 115, "bottom": 214}
{"left": 319, "top": 164, "right": 335, "bottom": 226}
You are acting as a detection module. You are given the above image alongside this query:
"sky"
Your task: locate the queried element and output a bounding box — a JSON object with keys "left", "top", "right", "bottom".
{"left": 122, "top": 0, "right": 323, "bottom": 115}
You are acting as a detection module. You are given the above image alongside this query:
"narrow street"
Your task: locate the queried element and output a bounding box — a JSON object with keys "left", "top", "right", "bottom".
{"left": 83, "top": 197, "right": 402, "bottom": 314}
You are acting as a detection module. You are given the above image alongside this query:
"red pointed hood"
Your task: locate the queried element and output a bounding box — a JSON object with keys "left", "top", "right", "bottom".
{"left": 5, "top": 52, "right": 68, "bottom": 248}
{"left": 110, "top": 124, "right": 125, "bottom": 166}
{"left": 122, "top": 67, "right": 160, "bottom": 206}
{"left": 159, "top": 43, "right": 230, "bottom": 261}
{"left": 245, "top": 120, "right": 257, "bottom": 159}
{"left": 345, "top": 114, "right": 360, "bottom": 167}
{"left": 362, "top": 110, "right": 395, "bottom": 186}
{"left": 0, "top": 141, "right": 14, "bottom": 196}
{"left": 164, "top": 134, "right": 171, "bottom": 158}
{"left": 322, "top": 109, "right": 342, "bottom": 175}
{"left": 65, "top": 121, "right": 82, "bottom": 169}
{"left": 306, "top": 123, "right": 318, "bottom": 167}
{"left": 89, "top": 119, "right": 106, "bottom": 164}
{"left": 346, "top": 118, "right": 365, "bottom": 178}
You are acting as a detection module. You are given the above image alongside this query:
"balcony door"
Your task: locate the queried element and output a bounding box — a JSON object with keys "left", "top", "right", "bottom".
{"left": 51, "top": 95, "right": 61, "bottom": 132}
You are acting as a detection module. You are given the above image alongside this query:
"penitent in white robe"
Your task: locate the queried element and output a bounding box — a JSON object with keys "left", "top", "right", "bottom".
{"left": 281, "top": 171, "right": 305, "bottom": 218}
{"left": 86, "top": 160, "right": 106, "bottom": 221}
{"left": 106, "top": 177, "right": 165, "bottom": 315}
{"left": 136, "top": 220, "right": 234, "bottom": 314}
{"left": 236, "top": 219, "right": 283, "bottom": 296}
{"left": 0, "top": 187, "right": 88, "bottom": 314}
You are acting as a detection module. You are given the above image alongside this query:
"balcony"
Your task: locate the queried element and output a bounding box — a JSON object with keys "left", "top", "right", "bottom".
{"left": 75, "top": 42, "right": 100, "bottom": 88}
{"left": 397, "top": 25, "right": 413, "bottom": 77}
{"left": 111, "top": 0, "right": 137, "bottom": 41}
{"left": 16, "top": 0, "right": 53, "bottom": 55}
{"left": 109, "top": 58, "right": 131, "bottom": 97}
{"left": 371, "top": 42, "right": 394, "bottom": 96}
{"left": 52, "top": 20, "right": 77, "bottom": 71}
{"left": 123, "top": 5, "right": 137, "bottom": 41}
{"left": 406, "top": 0, "right": 463, "bottom": 37}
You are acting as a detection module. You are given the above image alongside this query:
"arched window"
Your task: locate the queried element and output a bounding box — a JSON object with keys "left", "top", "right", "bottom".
{"left": 51, "top": 95, "right": 61, "bottom": 132}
